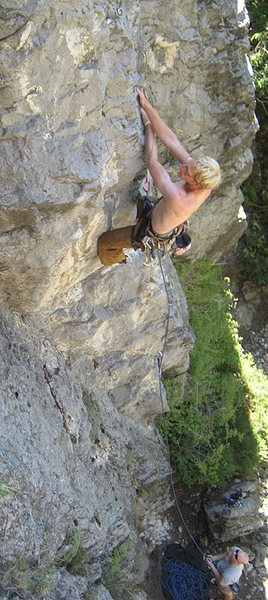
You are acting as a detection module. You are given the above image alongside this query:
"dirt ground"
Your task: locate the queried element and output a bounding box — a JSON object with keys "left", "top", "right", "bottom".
{"left": 142, "top": 255, "right": 268, "bottom": 600}
{"left": 142, "top": 477, "right": 267, "bottom": 600}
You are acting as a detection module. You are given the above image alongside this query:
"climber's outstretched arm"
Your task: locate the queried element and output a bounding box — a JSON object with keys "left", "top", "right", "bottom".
{"left": 141, "top": 108, "right": 182, "bottom": 205}
{"left": 137, "top": 88, "right": 190, "bottom": 165}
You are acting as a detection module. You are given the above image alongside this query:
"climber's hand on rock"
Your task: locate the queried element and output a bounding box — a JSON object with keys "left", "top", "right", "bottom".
{"left": 137, "top": 88, "right": 147, "bottom": 108}
{"left": 140, "top": 107, "right": 150, "bottom": 126}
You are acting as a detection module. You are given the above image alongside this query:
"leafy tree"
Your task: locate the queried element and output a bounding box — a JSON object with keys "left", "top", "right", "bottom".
{"left": 240, "top": 0, "right": 268, "bottom": 285}
{"left": 247, "top": 0, "right": 268, "bottom": 128}
{"left": 157, "top": 261, "right": 267, "bottom": 487}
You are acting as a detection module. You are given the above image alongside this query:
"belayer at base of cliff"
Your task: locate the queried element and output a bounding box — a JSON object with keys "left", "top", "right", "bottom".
{"left": 97, "top": 88, "right": 221, "bottom": 267}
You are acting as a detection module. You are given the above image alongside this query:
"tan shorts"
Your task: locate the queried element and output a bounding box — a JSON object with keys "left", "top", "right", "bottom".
{"left": 218, "top": 583, "right": 233, "bottom": 595}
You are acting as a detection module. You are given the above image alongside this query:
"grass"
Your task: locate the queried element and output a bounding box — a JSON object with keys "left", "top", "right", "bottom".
{"left": 57, "top": 529, "right": 90, "bottom": 576}
{"left": 1, "top": 551, "right": 54, "bottom": 599}
{"left": 0, "top": 528, "right": 89, "bottom": 598}
{"left": 101, "top": 540, "right": 136, "bottom": 600}
{"left": 0, "top": 485, "right": 9, "bottom": 498}
{"left": 157, "top": 260, "right": 267, "bottom": 487}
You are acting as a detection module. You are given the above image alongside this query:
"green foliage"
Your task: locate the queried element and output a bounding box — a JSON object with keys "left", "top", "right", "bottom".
{"left": 83, "top": 590, "right": 98, "bottom": 600}
{"left": 157, "top": 261, "right": 267, "bottom": 487}
{"left": 0, "top": 485, "right": 9, "bottom": 498}
{"left": 82, "top": 390, "right": 101, "bottom": 442}
{"left": 238, "top": 349, "right": 268, "bottom": 459}
{"left": 101, "top": 540, "right": 135, "bottom": 600}
{"left": 0, "top": 527, "right": 90, "bottom": 598}
{"left": 67, "top": 546, "right": 88, "bottom": 576}
{"left": 241, "top": 222, "right": 268, "bottom": 285}
{"left": 57, "top": 528, "right": 88, "bottom": 575}
{"left": 0, "top": 480, "right": 19, "bottom": 497}
{"left": 1, "top": 549, "right": 53, "bottom": 599}
{"left": 246, "top": 0, "right": 268, "bottom": 127}
{"left": 239, "top": 1, "right": 268, "bottom": 285}
{"left": 240, "top": 180, "right": 268, "bottom": 285}
{"left": 124, "top": 449, "right": 134, "bottom": 474}
{"left": 57, "top": 529, "right": 81, "bottom": 568}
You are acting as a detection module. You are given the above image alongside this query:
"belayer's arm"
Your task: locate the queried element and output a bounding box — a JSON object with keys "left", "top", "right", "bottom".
{"left": 205, "top": 559, "right": 221, "bottom": 583}
{"left": 209, "top": 552, "right": 228, "bottom": 561}
{"left": 137, "top": 88, "right": 190, "bottom": 164}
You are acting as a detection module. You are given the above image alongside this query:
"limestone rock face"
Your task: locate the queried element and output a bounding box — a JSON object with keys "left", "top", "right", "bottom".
{"left": 49, "top": 251, "right": 194, "bottom": 420}
{"left": 0, "top": 0, "right": 257, "bottom": 598}
{"left": 0, "top": 308, "right": 172, "bottom": 598}
{"left": 0, "top": 0, "right": 256, "bottom": 316}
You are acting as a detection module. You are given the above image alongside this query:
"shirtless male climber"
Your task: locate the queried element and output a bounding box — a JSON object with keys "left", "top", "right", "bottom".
{"left": 97, "top": 89, "right": 221, "bottom": 266}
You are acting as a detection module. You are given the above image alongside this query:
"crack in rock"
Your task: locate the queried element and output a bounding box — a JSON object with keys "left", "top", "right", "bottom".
{"left": 43, "top": 364, "right": 77, "bottom": 443}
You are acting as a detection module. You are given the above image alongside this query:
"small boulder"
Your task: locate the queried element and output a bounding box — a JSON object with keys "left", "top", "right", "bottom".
{"left": 203, "top": 481, "right": 263, "bottom": 541}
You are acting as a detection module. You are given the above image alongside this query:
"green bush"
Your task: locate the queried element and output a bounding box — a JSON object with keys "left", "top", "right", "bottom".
{"left": 246, "top": 0, "right": 268, "bottom": 128}
{"left": 1, "top": 551, "right": 53, "bottom": 599}
{"left": 101, "top": 540, "right": 135, "bottom": 600}
{"left": 240, "top": 0, "right": 268, "bottom": 285}
{"left": 240, "top": 180, "right": 268, "bottom": 286}
{"left": 157, "top": 261, "right": 267, "bottom": 487}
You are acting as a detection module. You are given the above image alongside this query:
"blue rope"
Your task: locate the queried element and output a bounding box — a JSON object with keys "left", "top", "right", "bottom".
{"left": 161, "top": 558, "right": 211, "bottom": 600}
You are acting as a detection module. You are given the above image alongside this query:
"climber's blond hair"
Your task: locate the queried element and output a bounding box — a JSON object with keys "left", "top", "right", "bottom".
{"left": 192, "top": 156, "right": 221, "bottom": 190}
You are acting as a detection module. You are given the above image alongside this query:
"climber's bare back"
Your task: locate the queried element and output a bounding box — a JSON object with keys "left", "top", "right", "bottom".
{"left": 151, "top": 180, "right": 211, "bottom": 235}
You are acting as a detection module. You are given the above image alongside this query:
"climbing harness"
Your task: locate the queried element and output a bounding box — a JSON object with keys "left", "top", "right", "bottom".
{"left": 132, "top": 169, "right": 184, "bottom": 266}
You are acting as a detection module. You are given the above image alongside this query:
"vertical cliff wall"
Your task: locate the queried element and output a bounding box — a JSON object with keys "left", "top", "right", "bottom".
{"left": 0, "top": 0, "right": 256, "bottom": 314}
{"left": 0, "top": 1, "right": 256, "bottom": 598}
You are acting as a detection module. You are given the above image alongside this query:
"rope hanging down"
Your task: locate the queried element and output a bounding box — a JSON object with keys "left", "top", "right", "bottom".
{"left": 156, "top": 248, "right": 205, "bottom": 559}
{"left": 141, "top": 134, "right": 210, "bottom": 600}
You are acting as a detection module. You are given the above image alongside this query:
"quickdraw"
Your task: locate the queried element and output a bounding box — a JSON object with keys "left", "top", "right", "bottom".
{"left": 142, "top": 230, "right": 180, "bottom": 266}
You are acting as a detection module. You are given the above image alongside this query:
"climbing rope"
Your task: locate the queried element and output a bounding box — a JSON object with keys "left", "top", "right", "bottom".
{"left": 161, "top": 557, "right": 211, "bottom": 600}
{"left": 155, "top": 250, "right": 212, "bottom": 600}
{"left": 142, "top": 170, "right": 158, "bottom": 266}
{"left": 156, "top": 248, "right": 205, "bottom": 559}
{"left": 139, "top": 125, "right": 210, "bottom": 600}
{"left": 142, "top": 166, "right": 205, "bottom": 554}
